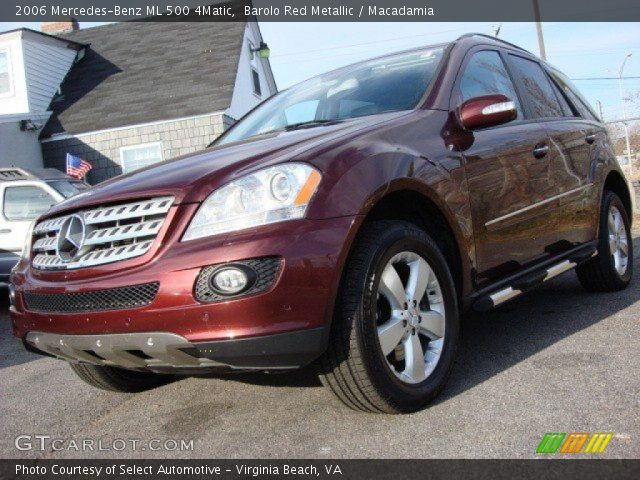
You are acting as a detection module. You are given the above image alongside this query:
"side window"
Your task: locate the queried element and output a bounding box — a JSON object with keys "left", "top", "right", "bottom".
{"left": 460, "top": 50, "right": 523, "bottom": 119}
{"left": 547, "top": 78, "right": 575, "bottom": 117}
{"left": 0, "top": 49, "right": 12, "bottom": 96}
{"left": 252, "top": 68, "right": 262, "bottom": 97}
{"left": 508, "top": 55, "right": 564, "bottom": 118}
{"left": 3, "top": 186, "right": 56, "bottom": 221}
{"left": 549, "top": 70, "right": 598, "bottom": 120}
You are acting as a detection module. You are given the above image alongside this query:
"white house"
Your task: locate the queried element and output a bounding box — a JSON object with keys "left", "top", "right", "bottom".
{"left": 0, "top": 27, "right": 84, "bottom": 169}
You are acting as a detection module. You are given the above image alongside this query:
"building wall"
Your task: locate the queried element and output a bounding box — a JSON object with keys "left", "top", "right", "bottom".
{"left": 227, "top": 22, "right": 278, "bottom": 121}
{"left": 42, "top": 112, "right": 232, "bottom": 184}
{"left": 0, "top": 120, "right": 44, "bottom": 169}
{"left": 21, "top": 30, "right": 79, "bottom": 114}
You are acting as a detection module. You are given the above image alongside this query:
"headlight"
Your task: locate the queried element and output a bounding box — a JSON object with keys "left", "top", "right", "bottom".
{"left": 183, "top": 163, "right": 322, "bottom": 241}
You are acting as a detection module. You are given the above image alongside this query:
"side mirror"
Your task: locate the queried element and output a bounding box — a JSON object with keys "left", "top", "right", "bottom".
{"left": 458, "top": 94, "right": 517, "bottom": 130}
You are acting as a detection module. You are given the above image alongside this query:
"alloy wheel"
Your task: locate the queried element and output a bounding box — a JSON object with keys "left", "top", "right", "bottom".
{"left": 375, "top": 251, "right": 446, "bottom": 384}
{"left": 608, "top": 205, "right": 629, "bottom": 276}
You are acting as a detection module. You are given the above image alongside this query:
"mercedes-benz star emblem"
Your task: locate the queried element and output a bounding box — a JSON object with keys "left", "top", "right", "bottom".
{"left": 56, "top": 215, "right": 88, "bottom": 262}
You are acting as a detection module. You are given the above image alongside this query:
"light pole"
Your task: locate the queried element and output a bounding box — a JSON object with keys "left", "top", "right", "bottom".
{"left": 618, "top": 54, "right": 633, "bottom": 163}
{"left": 596, "top": 100, "right": 604, "bottom": 121}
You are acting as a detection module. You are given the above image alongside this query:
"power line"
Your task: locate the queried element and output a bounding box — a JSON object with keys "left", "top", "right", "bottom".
{"left": 572, "top": 76, "right": 640, "bottom": 81}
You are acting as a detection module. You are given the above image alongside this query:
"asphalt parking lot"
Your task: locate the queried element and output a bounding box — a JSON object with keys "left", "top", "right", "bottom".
{"left": 1, "top": 236, "right": 639, "bottom": 459}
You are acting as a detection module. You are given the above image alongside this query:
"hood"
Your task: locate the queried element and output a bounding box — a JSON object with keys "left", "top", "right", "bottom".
{"left": 45, "top": 111, "right": 409, "bottom": 217}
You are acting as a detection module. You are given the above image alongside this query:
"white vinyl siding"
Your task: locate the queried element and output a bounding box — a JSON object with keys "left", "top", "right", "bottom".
{"left": 120, "top": 142, "right": 164, "bottom": 173}
{"left": 21, "top": 35, "right": 78, "bottom": 113}
{"left": 226, "top": 23, "right": 277, "bottom": 120}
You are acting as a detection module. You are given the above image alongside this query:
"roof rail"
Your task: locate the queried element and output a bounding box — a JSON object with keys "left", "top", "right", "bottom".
{"left": 456, "top": 33, "right": 533, "bottom": 55}
{"left": 0, "top": 168, "right": 29, "bottom": 181}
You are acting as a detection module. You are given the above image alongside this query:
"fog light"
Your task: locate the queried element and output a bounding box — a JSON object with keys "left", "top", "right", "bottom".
{"left": 211, "top": 267, "right": 250, "bottom": 294}
{"left": 195, "top": 257, "right": 281, "bottom": 303}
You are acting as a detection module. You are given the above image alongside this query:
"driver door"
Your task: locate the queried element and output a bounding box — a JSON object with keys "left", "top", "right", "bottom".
{"left": 455, "top": 48, "right": 558, "bottom": 284}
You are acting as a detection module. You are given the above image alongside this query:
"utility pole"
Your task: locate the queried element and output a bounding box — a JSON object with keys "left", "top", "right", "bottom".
{"left": 532, "top": 0, "right": 547, "bottom": 60}
{"left": 618, "top": 54, "right": 633, "bottom": 161}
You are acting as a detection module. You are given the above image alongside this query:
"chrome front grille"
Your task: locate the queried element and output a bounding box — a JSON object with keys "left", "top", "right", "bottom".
{"left": 32, "top": 196, "right": 174, "bottom": 270}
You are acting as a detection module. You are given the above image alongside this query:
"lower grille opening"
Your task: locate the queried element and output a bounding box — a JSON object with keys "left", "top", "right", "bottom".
{"left": 23, "top": 282, "right": 160, "bottom": 313}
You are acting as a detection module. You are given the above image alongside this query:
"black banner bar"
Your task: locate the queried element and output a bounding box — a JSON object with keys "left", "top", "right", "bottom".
{"left": 1, "top": 459, "right": 640, "bottom": 480}
{"left": 2, "top": 0, "right": 640, "bottom": 22}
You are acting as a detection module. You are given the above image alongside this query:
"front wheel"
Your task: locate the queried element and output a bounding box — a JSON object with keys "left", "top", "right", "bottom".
{"left": 577, "top": 191, "right": 633, "bottom": 292}
{"left": 318, "top": 221, "right": 459, "bottom": 413}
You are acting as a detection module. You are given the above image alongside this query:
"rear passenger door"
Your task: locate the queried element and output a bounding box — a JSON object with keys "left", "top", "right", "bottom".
{"left": 455, "top": 47, "right": 558, "bottom": 284}
{"left": 546, "top": 68, "right": 603, "bottom": 244}
{"left": 506, "top": 54, "right": 599, "bottom": 249}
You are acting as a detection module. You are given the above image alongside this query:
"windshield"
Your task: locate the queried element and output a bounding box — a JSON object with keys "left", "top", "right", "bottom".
{"left": 47, "top": 180, "right": 89, "bottom": 198}
{"left": 216, "top": 46, "right": 447, "bottom": 146}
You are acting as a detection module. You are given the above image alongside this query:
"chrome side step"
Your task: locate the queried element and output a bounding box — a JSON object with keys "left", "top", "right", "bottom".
{"left": 488, "top": 260, "right": 577, "bottom": 308}
{"left": 473, "top": 247, "right": 596, "bottom": 312}
{"left": 544, "top": 260, "right": 576, "bottom": 281}
{"left": 489, "top": 286, "right": 522, "bottom": 306}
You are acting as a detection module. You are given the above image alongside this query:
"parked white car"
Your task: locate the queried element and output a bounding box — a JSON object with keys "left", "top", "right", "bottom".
{"left": 0, "top": 168, "right": 88, "bottom": 286}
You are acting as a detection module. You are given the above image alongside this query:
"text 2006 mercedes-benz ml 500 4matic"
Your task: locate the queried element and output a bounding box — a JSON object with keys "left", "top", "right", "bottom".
{"left": 10, "top": 34, "right": 634, "bottom": 413}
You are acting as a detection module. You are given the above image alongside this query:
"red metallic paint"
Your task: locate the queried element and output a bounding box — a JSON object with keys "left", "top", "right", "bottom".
{"left": 458, "top": 94, "right": 517, "bottom": 130}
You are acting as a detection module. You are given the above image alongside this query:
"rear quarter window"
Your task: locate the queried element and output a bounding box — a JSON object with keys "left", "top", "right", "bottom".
{"left": 548, "top": 70, "right": 599, "bottom": 121}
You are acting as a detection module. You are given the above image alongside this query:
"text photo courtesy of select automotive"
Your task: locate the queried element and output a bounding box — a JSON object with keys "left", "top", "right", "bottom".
{"left": 0, "top": 0, "right": 639, "bottom": 473}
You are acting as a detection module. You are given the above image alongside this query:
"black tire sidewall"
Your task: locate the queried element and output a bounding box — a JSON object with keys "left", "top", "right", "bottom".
{"left": 357, "top": 223, "right": 459, "bottom": 409}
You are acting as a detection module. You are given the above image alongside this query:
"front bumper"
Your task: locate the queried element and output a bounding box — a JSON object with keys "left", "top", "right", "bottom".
{"left": 11, "top": 215, "right": 360, "bottom": 369}
{"left": 25, "top": 328, "right": 327, "bottom": 373}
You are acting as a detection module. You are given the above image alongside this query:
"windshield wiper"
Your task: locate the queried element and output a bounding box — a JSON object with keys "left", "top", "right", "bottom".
{"left": 284, "top": 119, "right": 344, "bottom": 131}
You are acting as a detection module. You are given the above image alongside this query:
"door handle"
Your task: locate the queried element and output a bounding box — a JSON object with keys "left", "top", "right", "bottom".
{"left": 0, "top": 229, "right": 11, "bottom": 234}
{"left": 585, "top": 133, "right": 597, "bottom": 144}
{"left": 533, "top": 144, "right": 549, "bottom": 159}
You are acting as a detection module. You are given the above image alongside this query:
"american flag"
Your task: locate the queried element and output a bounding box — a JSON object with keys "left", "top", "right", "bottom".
{"left": 66, "top": 153, "right": 92, "bottom": 180}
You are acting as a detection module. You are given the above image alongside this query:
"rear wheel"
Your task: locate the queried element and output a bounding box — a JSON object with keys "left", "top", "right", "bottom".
{"left": 69, "top": 363, "right": 172, "bottom": 392}
{"left": 318, "top": 221, "right": 459, "bottom": 413}
{"left": 577, "top": 191, "right": 633, "bottom": 291}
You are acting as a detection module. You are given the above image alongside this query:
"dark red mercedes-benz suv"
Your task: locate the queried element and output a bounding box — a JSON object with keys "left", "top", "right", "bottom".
{"left": 10, "top": 34, "right": 634, "bottom": 413}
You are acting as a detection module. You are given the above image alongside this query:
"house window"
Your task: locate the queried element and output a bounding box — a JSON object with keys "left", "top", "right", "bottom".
{"left": 252, "top": 68, "right": 261, "bottom": 97}
{"left": 0, "top": 49, "right": 12, "bottom": 96}
{"left": 120, "top": 142, "right": 164, "bottom": 173}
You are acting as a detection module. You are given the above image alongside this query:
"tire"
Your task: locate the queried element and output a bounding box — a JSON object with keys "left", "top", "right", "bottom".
{"left": 318, "top": 220, "right": 459, "bottom": 413}
{"left": 577, "top": 191, "right": 633, "bottom": 292}
{"left": 69, "top": 363, "right": 172, "bottom": 393}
